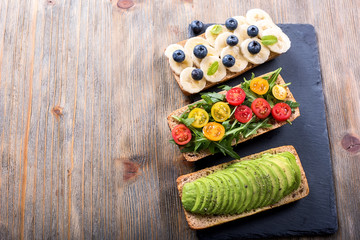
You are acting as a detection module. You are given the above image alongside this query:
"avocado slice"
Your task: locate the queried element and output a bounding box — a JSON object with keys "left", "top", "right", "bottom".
{"left": 261, "top": 159, "right": 289, "bottom": 203}
{"left": 191, "top": 180, "right": 206, "bottom": 213}
{"left": 222, "top": 170, "right": 242, "bottom": 215}
{"left": 212, "top": 173, "right": 230, "bottom": 215}
{"left": 278, "top": 152, "right": 301, "bottom": 190}
{"left": 206, "top": 175, "right": 224, "bottom": 215}
{"left": 217, "top": 172, "right": 235, "bottom": 215}
{"left": 268, "top": 156, "right": 297, "bottom": 196}
{"left": 181, "top": 182, "right": 197, "bottom": 212}
{"left": 197, "top": 178, "right": 214, "bottom": 214}
{"left": 229, "top": 163, "right": 260, "bottom": 212}
{"left": 248, "top": 160, "right": 273, "bottom": 208}
{"left": 253, "top": 159, "right": 279, "bottom": 207}
{"left": 226, "top": 167, "right": 251, "bottom": 214}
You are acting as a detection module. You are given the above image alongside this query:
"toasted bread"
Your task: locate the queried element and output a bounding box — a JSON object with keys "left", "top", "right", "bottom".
{"left": 169, "top": 33, "right": 280, "bottom": 96}
{"left": 176, "top": 145, "right": 309, "bottom": 230}
{"left": 167, "top": 73, "right": 300, "bottom": 162}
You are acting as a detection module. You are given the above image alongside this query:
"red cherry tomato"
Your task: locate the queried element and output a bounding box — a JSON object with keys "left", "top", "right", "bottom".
{"left": 234, "top": 105, "right": 253, "bottom": 123}
{"left": 271, "top": 102, "right": 292, "bottom": 121}
{"left": 171, "top": 124, "right": 192, "bottom": 145}
{"left": 226, "top": 87, "right": 246, "bottom": 106}
{"left": 251, "top": 98, "right": 271, "bottom": 119}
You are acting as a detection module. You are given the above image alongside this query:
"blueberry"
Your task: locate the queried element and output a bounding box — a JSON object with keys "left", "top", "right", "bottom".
{"left": 226, "top": 35, "right": 239, "bottom": 46}
{"left": 193, "top": 45, "right": 208, "bottom": 59}
{"left": 222, "top": 54, "right": 236, "bottom": 67}
{"left": 191, "top": 69, "right": 204, "bottom": 80}
{"left": 190, "top": 20, "right": 204, "bottom": 34}
{"left": 173, "top": 50, "right": 185, "bottom": 62}
{"left": 247, "top": 25, "right": 259, "bottom": 37}
{"left": 247, "top": 40, "right": 261, "bottom": 54}
{"left": 225, "top": 18, "right": 238, "bottom": 31}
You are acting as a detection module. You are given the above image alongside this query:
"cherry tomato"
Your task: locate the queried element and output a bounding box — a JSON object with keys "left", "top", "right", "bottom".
{"left": 226, "top": 87, "right": 246, "bottom": 106}
{"left": 272, "top": 85, "right": 287, "bottom": 100}
{"left": 234, "top": 105, "right": 253, "bottom": 123}
{"left": 211, "top": 102, "right": 231, "bottom": 122}
{"left": 251, "top": 98, "right": 271, "bottom": 119}
{"left": 271, "top": 102, "right": 292, "bottom": 121}
{"left": 171, "top": 124, "right": 192, "bottom": 145}
{"left": 188, "top": 108, "right": 209, "bottom": 128}
{"left": 250, "top": 77, "right": 269, "bottom": 95}
{"left": 203, "top": 122, "right": 225, "bottom": 141}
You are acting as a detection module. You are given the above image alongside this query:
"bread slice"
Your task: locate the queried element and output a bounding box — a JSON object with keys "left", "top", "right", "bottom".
{"left": 167, "top": 73, "right": 300, "bottom": 162}
{"left": 176, "top": 145, "right": 309, "bottom": 230}
{"left": 168, "top": 33, "right": 280, "bottom": 96}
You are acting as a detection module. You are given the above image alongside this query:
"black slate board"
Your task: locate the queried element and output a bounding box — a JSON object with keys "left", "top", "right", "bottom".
{"left": 187, "top": 24, "right": 338, "bottom": 239}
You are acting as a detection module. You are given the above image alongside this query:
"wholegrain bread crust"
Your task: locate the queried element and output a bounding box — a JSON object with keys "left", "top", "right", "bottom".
{"left": 167, "top": 73, "right": 300, "bottom": 162}
{"left": 176, "top": 145, "right": 310, "bottom": 230}
{"left": 169, "top": 33, "right": 280, "bottom": 96}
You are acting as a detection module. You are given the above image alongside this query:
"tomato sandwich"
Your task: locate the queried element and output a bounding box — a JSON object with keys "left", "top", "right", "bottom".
{"left": 167, "top": 68, "right": 300, "bottom": 162}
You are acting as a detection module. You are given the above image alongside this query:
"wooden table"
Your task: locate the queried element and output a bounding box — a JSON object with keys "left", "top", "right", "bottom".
{"left": 0, "top": 0, "right": 359, "bottom": 239}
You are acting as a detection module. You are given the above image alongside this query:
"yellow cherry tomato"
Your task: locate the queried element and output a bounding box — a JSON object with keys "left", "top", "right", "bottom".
{"left": 272, "top": 85, "right": 287, "bottom": 100}
{"left": 250, "top": 77, "right": 269, "bottom": 95}
{"left": 188, "top": 108, "right": 209, "bottom": 128}
{"left": 203, "top": 122, "right": 225, "bottom": 141}
{"left": 211, "top": 102, "right": 231, "bottom": 122}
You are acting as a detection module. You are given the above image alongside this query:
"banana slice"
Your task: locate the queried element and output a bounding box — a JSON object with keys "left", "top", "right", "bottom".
{"left": 200, "top": 56, "right": 226, "bottom": 82}
{"left": 165, "top": 44, "right": 185, "bottom": 58}
{"left": 205, "top": 25, "right": 229, "bottom": 47}
{"left": 191, "top": 45, "right": 218, "bottom": 67}
{"left": 221, "top": 46, "right": 248, "bottom": 73}
{"left": 232, "top": 16, "right": 247, "bottom": 28}
{"left": 240, "top": 38, "right": 270, "bottom": 64}
{"left": 214, "top": 32, "right": 234, "bottom": 54}
{"left": 255, "top": 20, "right": 281, "bottom": 38}
{"left": 184, "top": 37, "right": 210, "bottom": 55}
{"left": 246, "top": 9, "right": 274, "bottom": 25}
{"left": 169, "top": 53, "right": 193, "bottom": 75}
{"left": 261, "top": 28, "right": 291, "bottom": 53}
{"left": 234, "top": 24, "right": 250, "bottom": 41}
{"left": 179, "top": 67, "right": 206, "bottom": 94}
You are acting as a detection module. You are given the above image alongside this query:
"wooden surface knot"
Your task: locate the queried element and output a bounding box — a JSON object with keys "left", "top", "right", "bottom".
{"left": 341, "top": 133, "right": 360, "bottom": 153}
{"left": 46, "top": 0, "right": 56, "bottom": 5}
{"left": 51, "top": 105, "right": 63, "bottom": 121}
{"left": 117, "top": 0, "right": 134, "bottom": 9}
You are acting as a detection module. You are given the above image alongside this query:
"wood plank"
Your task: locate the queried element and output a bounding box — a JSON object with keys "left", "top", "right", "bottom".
{"left": 0, "top": 0, "right": 359, "bottom": 239}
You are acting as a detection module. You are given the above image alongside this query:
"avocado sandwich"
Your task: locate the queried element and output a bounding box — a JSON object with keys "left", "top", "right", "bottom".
{"left": 176, "top": 145, "right": 309, "bottom": 229}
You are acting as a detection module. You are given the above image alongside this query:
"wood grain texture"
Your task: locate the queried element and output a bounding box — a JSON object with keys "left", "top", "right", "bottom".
{"left": 0, "top": 0, "right": 359, "bottom": 239}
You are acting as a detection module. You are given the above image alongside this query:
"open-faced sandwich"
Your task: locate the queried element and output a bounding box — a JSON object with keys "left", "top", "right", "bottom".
{"left": 168, "top": 68, "right": 300, "bottom": 162}
{"left": 176, "top": 145, "right": 309, "bottom": 229}
{"left": 165, "top": 9, "right": 291, "bottom": 95}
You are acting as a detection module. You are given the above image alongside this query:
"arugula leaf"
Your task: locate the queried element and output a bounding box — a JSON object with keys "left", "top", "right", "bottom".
{"left": 287, "top": 120, "right": 293, "bottom": 125}
{"left": 201, "top": 95, "right": 213, "bottom": 105}
{"left": 261, "top": 35, "right": 278, "bottom": 45}
{"left": 213, "top": 142, "right": 240, "bottom": 159}
{"left": 222, "top": 120, "right": 232, "bottom": 131}
{"left": 285, "top": 100, "right": 300, "bottom": 109}
{"left": 266, "top": 94, "right": 277, "bottom": 108}
{"left": 169, "top": 139, "right": 176, "bottom": 144}
{"left": 244, "top": 118, "right": 269, "bottom": 138}
{"left": 182, "top": 118, "right": 195, "bottom": 127}
{"left": 218, "top": 85, "right": 232, "bottom": 91}
{"left": 267, "top": 67, "right": 282, "bottom": 90}
{"left": 210, "top": 25, "right": 222, "bottom": 35}
{"left": 242, "top": 87, "right": 258, "bottom": 102}
{"left": 201, "top": 92, "right": 225, "bottom": 103}
{"left": 207, "top": 61, "right": 219, "bottom": 75}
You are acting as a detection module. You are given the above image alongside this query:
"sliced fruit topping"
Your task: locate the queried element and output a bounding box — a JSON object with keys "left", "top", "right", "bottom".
{"left": 205, "top": 25, "right": 228, "bottom": 46}
{"left": 246, "top": 8, "right": 274, "bottom": 25}
{"left": 247, "top": 25, "right": 259, "bottom": 37}
{"left": 240, "top": 38, "right": 270, "bottom": 64}
{"left": 225, "top": 17, "right": 238, "bottom": 31}
{"left": 272, "top": 84, "right": 287, "bottom": 100}
{"left": 200, "top": 56, "right": 226, "bottom": 82}
{"left": 247, "top": 40, "right": 262, "bottom": 54}
{"left": 173, "top": 49, "right": 186, "bottom": 62}
{"left": 226, "top": 35, "right": 239, "bottom": 46}
{"left": 225, "top": 87, "right": 246, "bottom": 106}
{"left": 220, "top": 46, "right": 248, "bottom": 73}
{"left": 190, "top": 20, "right": 204, "bottom": 34}
{"left": 203, "top": 122, "right": 225, "bottom": 141}
{"left": 250, "top": 77, "right": 269, "bottom": 95}
{"left": 165, "top": 44, "right": 184, "bottom": 58}
{"left": 191, "top": 68, "right": 204, "bottom": 80}
{"left": 188, "top": 108, "right": 209, "bottom": 128}
{"left": 169, "top": 52, "right": 193, "bottom": 75}
{"left": 234, "top": 105, "right": 253, "bottom": 123}
{"left": 171, "top": 124, "right": 192, "bottom": 145}
{"left": 271, "top": 102, "right": 292, "bottom": 121}
{"left": 193, "top": 44, "right": 208, "bottom": 59}
{"left": 262, "top": 28, "right": 291, "bottom": 53}
{"left": 251, "top": 98, "right": 271, "bottom": 119}
{"left": 211, "top": 102, "right": 231, "bottom": 122}
{"left": 222, "top": 54, "right": 236, "bottom": 67}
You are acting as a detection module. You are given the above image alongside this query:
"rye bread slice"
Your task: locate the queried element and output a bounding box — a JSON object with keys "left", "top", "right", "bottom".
{"left": 167, "top": 73, "right": 300, "bottom": 162}
{"left": 167, "top": 33, "right": 280, "bottom": 96}
{"left": 176, "top": 145, "right": 310, "bottom": 230}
